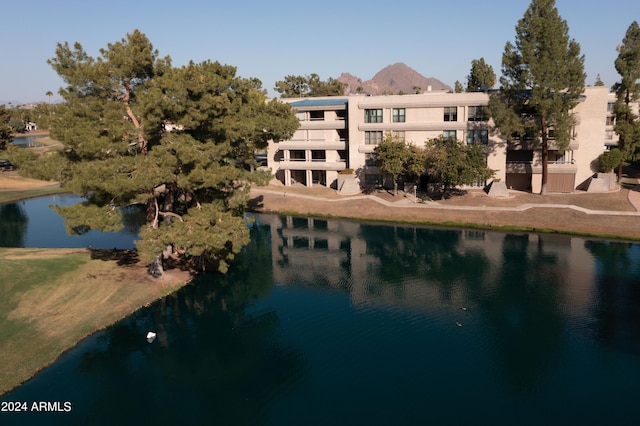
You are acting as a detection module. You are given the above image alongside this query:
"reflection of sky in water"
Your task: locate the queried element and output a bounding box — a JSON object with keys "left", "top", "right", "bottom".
{"left": 2, "top": 194, "right": 140, "bottom": 249}
{"left": 10, "top": 136, "right": 43, "bottom": 147}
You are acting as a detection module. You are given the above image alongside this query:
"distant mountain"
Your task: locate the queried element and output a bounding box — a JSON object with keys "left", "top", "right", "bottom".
{"left": 338, "top": 63, "right": 451, "bottom": 95}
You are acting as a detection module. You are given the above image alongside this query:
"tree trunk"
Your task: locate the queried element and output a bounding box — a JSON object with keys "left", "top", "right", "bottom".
{"left": 540, "top": 117, "right": 548, "bottom": 195}
{"left": 148, "top": 254, "right": 163, "bottom": 278}
{"left": 163, "top": 183, "right": 176, "bottom": 226}
{"left": 540, "top": 141, "right": 548, "bottom": 195}
{"left": 617, "top": 163, "right": 623, "bottom": 183}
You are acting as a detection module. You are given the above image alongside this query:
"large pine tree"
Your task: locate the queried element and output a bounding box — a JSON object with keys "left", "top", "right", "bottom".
{"left": 47, "top": 30, "right": 299, "bottom": 275}
{"left": 613, "top": 21, "right": 640, "bottom": 180}
{"left": 488, "top": 0, "right": 585, "bottom": 194}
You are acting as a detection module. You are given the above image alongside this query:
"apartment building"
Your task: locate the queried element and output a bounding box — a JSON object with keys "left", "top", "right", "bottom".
{"left": 267, "top": 86, "right": 616, "bottom": 194}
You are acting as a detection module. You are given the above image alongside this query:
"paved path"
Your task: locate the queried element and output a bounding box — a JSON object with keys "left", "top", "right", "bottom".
{"left": 628, "top": 179, "right": 640, "bottom": 211}
{"left": 253, "top": 187, "right": 640, "bottom": 217}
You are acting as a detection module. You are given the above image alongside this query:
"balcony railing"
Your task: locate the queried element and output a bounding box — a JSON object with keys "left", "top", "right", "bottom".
{"left": 279, "top": 159, "right": 347, "bottom": 171}
{"left": 506, "top": 160, "right": 577, "bottom": 174}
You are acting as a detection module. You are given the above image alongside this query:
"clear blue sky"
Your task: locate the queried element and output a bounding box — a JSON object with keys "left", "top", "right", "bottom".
{"left": 1, "top": 0, "right": 636, "bottom": 105}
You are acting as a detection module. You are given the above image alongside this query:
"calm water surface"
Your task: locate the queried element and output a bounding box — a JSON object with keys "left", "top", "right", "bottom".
{"left": 1, "top": 212, "right": 640, "bottom": 425}
{"left": 9, "top": 136, "right": 43, "bottom": 148}
{"left": 0, "top": 194, "right": 142, "bottom": 248}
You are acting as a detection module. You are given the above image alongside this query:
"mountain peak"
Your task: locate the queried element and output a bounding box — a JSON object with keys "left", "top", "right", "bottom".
{"left": 339, "top": 63, "right": 451, "bottom": 95}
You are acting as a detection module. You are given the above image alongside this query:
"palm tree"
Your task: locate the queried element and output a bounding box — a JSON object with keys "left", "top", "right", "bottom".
{"left": 45, "top": 91, "right": 53, "bottom": 104}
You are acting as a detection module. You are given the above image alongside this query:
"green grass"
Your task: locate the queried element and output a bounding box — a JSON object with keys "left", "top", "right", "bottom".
{"left": 0, "top": 247, "right": 193, "bottom": 396}
{"left": 0, "top": 249, "right": 89, "bottom": 394}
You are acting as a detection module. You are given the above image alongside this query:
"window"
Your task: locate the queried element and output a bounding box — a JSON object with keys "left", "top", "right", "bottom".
{"left": 468, "top": 106, "right": 489, "bottom": 122}
{"left": 309, "top": 111, "right": 324, "bottom": 121}
{"left": 605, "top": 130, "right": 613, "bottom": 140}
{"left": 467, "top": 129, "right": 488, "bottom": 145}
{"left": 311, "top": 150, "right": 326, "bottom": 161}
{"left": 444, "top": 106, "right": 457, "bottom": 122}
{"left": 443, "top": 130, "right": 457, "bottom": 139}
{"left": 393, "top": 108, "right": 406, "bottom": 123}
{"left": 365, "top": 131, "right": 383, "bottom": 145}
{"left": 550, "top": 150, "right": 573, "bottom": 164}
{"left": 365, "top": 109, "right": 383, "bottom": 123}
{"left": 392, "top": 131, "right": 405, "bottom": 142}
{"left": 607, "top": 102, "right": 615, "bottom": 113}
{"left": 606, "top": 116, "right": 615, "bottom": 126}
{"left": 365, "top": 153, "right": 379, "bottom": 167}
{"left": 289, "top": 150, "right": 305, "bottom": 160}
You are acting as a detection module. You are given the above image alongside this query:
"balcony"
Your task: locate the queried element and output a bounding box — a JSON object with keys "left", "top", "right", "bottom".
{"left": 507, "top": 161, "right": 577, "bottom": 174}
{"left": 278, "top": 140, "right": 347, "bottom": 150}
{"left": 279, "top": 159, "right": 347, "bottom": 171}
{"left": 299, "top": 120, "right": 346, "bottom": 130}
{"left": 506, "top": 161, "right": 533, "bottom": 174}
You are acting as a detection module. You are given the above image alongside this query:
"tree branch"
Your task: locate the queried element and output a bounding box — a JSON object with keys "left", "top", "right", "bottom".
{"left": 158, "top": 211, "right": 184, "bottom": 222}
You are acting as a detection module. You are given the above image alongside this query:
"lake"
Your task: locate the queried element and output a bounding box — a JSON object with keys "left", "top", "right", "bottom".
{"left": 0, "top": 194, "right": 142, "bottom": 248}
{"left": 1, "top": 205, "right": 640, "bottom": 425}
{"left": 9, "top": 136, "right": 43, "bottom": 148}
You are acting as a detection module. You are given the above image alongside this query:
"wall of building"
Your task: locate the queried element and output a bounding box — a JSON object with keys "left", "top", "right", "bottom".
{"left": 269, "top": 88, "right": 622, "bottom": 194}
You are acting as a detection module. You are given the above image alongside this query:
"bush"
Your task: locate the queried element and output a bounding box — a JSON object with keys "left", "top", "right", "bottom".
{"left": 598, "top": 148, "right": 622, "bottom": 173}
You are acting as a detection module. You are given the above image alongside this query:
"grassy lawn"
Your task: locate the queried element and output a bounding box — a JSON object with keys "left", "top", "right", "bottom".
{"left": 0, "top": 248, "right": 192, "bottom": 396}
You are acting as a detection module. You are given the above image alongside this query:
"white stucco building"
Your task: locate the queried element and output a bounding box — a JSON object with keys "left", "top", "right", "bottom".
{"left": 267, "top": 86, "right": 621, "bottom": 194}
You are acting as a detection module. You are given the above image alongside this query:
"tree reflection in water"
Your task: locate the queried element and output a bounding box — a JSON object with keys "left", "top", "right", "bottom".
{"left": 75, "top": 221, "right": 305, "bottom": 425}
{"left": 0, "top": 202, "right": 29, "bottom": 247}
{"left": 586, "top": 240, "right": 640, "bottom": 355}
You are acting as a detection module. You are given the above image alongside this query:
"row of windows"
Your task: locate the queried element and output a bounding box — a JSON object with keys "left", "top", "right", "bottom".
{"left": 364, "top": 130, "right": 488, "bottom": 145}
{"left": 365, "top": 106, "right": 488, "bottom": 123}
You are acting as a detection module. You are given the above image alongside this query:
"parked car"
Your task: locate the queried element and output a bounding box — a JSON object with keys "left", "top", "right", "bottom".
{"left": 0, "top": 159, "right": 16, "bottom": 171}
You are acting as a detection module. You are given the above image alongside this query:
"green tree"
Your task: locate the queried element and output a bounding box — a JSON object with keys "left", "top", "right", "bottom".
{"left": 374, "top": 133, "right": 426, "bottom": 196}
{"left": 487, "top": 0, "right": 585, "bottom": 194}
{"left": 274, "top": 73, "right": 345, "bottom": 97}
{"left": 0, "top": 106, "right": 11, "bottom": 151}
{"left": 374, "top": 134, "right": 405, "bottom": 196}
{"left": 598, "top": 148, "right": 622, "bottom": 173}
{"left": 613, "top": 21, "right": 640, "bottom": 180}
{"left": 404, "top": 143, "right": 427, "bottom": 181}
{"left": 454, "top": 80, "right": 464, "bottom": 93}
{"left": 46, "top": 30, "right": 299, "bottom": 276}
{"left": 374, "top": 133, "right": 407, "bottom": 196}
{"left": 466, "top": 57, "right": 496, "bottom": 91}
{"left": 594, "top": 74, "right": 605, "bottom": 86}
{"left": 307, "top": 73, "right": 345, "bottom": 96}
{"left": 45, "top": 91, "right": 53, "bottom": 104}
{"left": 424, "top": 136, "right": 494, "bottom": 195}
{"left": 275, "top": 75, "right": 308, "bottom": 97}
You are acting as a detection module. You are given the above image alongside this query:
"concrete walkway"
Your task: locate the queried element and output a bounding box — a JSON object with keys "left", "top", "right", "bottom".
{"left": 628, "top": 179, "right": 640, "bottom": 212}
{"left": 253, "top": 186, "right": 640, "bottom": 217}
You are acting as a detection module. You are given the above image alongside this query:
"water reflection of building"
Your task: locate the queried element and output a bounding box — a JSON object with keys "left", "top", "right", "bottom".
{"left": 259, "top": 214, "right": 597, "bottom": 317}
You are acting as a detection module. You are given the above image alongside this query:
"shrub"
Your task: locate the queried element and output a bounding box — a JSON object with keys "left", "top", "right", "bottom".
{"left": 598, "top": 148, "right": 622, "bottom": 173}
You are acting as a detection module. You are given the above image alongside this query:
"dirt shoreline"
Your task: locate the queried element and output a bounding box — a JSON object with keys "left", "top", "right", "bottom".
{"left": 249, "top": 183, "right": 640, "bottom": 241}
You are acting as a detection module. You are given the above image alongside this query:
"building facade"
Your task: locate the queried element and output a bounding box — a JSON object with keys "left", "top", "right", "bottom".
{"left": 267, "top": 86, "right": 618, "bottom": 193}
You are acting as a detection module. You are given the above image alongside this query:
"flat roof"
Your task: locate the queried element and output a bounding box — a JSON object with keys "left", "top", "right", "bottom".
{"left": 290, "top": 98, "right": 348, "bottom": 108}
